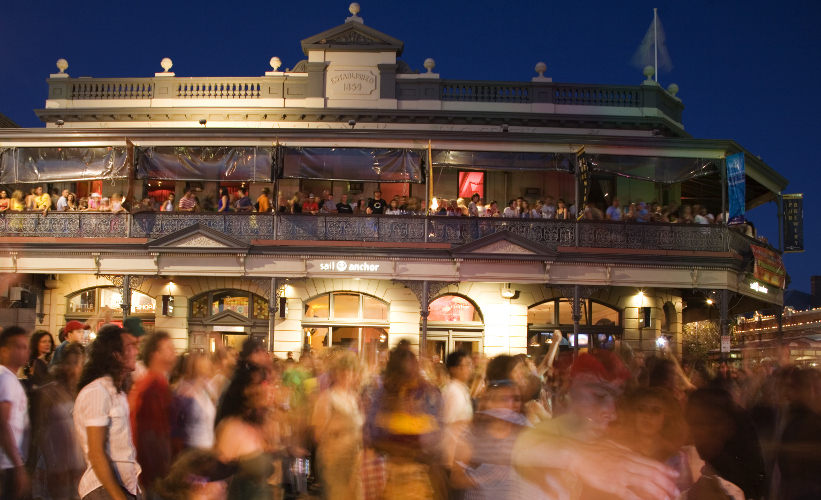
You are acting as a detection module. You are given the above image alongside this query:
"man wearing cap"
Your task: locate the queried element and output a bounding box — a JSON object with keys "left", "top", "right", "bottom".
{"left": 513, "top": 352, "right": 680, "bottom": 500}
{"left": 122, "top": 318, "right": 148, "bottom": 383}
{"left": 302, "top": 194, "right": 319, "bottom": 214}
{"left": 50, "top": 320, "right": 85, "bottom": 367}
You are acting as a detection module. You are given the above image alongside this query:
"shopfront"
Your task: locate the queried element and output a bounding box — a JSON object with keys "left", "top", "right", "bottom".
{"left": 188, "top": 289, "right": 270, "bottom": 354}
{"left": 65, "top": 286, "right": 156, "bottom": 340}
{"left": 527, "top": 298, "right": 622, "bottom": 356}
{"left": 425, "top": 295, "right": 484, "bottom": 361}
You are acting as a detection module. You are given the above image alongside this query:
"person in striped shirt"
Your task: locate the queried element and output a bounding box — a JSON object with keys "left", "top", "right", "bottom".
{"left": 178, "top": 188, "right": 197, "bottom": 212}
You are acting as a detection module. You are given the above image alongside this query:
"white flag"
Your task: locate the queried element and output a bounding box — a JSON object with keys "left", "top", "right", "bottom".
{"left": 631, "top": 11, "right": 673, "bottom": 73}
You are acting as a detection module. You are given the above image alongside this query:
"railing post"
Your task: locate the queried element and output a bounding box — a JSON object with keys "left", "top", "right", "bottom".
{"left": 424, "top": 217, "right": 429, "bottom": 243}
{"left": 126, "top": 214, "right": 132, "bottom": 238}
{"left": 272, "top": 212, "right": 278, "bottom": 241}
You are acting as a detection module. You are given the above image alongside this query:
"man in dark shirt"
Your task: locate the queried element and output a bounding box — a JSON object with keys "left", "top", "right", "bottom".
{"left": 367, "top": 190, "right": 387, "bottom": 214}
{"left": 336, "top": 194, "right": 354, "bottom": 214}
{"left": 235, "top": 188, "right": 253, "bottom": 212}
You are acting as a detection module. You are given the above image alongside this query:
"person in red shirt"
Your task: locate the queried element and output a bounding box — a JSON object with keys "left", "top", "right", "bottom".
{"left": 128, "top": 332, "right": 179, "bottom": 496}
{"left": 302, "top": 193, "right": 319, "bottom": 214}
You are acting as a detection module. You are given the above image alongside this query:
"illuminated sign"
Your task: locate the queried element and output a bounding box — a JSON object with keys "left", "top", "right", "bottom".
{"left": 750, "top": 282, "right": 769, "bottom": 294}
{"left": 319, "top": 260, "right": 380, "bottom": 272}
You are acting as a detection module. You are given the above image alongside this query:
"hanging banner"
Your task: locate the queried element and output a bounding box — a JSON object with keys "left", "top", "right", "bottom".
{"left": 750, "top": 246, "right": 787, "bottom": 289}
{"left": 577, "top": 153, "right": 589, "bottom": 221}
{"left": 726, "top": 152, "right": 746, "bottom": 225}
{"left": 783, "top": 194, "right": 804, "bottom": 252}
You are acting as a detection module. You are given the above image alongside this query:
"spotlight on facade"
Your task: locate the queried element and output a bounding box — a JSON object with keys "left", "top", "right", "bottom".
{"left": 56, "top": 119, "right": 65, "bottom": 127}
{"left": 501, "top": 123, "right": 509, "bottom": 133}
{"left": 706, "top": 298, "right": 713, "bottom": 305}
{"left": 348, "top": 119, "right": 356, "bottom": 129}
{"left": 199, "top": 119, "right": 207, "bottom": 126}
{"left": 655, "top": 336, "right": 668, "bottom": 349}
{"left": 501, "top": 283, "right": 516, "bottom": 299}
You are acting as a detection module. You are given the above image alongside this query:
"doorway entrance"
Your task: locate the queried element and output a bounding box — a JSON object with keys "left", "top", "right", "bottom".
{"left": 426, "top": 330, "right": 483, "bottom": 362}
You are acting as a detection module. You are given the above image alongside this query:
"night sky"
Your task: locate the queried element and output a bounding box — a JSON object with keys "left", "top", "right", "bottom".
{"left": 1, "top": 1, "right": 818, "bottom": 291}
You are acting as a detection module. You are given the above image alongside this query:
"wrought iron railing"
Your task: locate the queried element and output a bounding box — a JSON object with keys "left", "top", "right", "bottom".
{"left": 0, "top": 212, "right": 773, "bottom": 256}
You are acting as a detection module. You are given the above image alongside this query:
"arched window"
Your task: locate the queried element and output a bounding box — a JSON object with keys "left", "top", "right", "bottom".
{"left": 189, "top": 289, "right": 270, "bottom": 320}
{"left": 527, "top": 299, "right": 619, "bottom": 326}
{"left": 67, "top": 287, "right": 156, "bottom": 317}
{"left": 428, "top": 295, "right": 482, "bottom": 323}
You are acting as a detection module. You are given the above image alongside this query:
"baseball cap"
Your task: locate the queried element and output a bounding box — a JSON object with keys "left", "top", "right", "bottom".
{"left": 309, "top": 193, "right": 315, "bottom": 198}
{"left": 65, "top": 320, "right": 84, "bottom": 333}
{"left": 123, "top": 317, "right": 146, "bottom": 337}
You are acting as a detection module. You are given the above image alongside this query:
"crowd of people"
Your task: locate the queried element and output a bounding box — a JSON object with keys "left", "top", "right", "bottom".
{"left": 0, "top": 188, "right": 127, "bottom": 215}
{"left": 2, "top": 320, "right": 820, "bottom": 500}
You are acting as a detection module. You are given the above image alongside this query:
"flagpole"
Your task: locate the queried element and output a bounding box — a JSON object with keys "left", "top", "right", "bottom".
{"left": 654, "top": 8, "right": 658, "bottom": 82}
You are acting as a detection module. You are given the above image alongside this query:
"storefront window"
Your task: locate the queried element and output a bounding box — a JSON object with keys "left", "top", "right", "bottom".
{"left": 591, "top": 301, "right": 620, "bottom": 326}
{"left": 68, "top": 288, "right": 155, "bottom": 316}
{"left": 558, "top": 299, "right": 587, "bottom": 325}
{"left": 528, "top": 301, "right": 554, "bottom": 324}
{"left": 192, "top": 296, "right": 208, "bottom": 318}
{"left": 212, "top": 291, "right": 249, "bottom": 316}
{"left": 254, "top": 296, "right": 269, "bottom": 320}
{"left": 68, "top": 290, "right": 96, "bottom": 313}
{"left": 363, "top": 296, "right": 388, "bottom": 320}
{"left": 429, "top": 295, "right": 480, "bottom": 322}
{"left": 304, "top": 295, "right": 330, "bottom": 319}
{"left": 333, "top": 293, "right": 360, "bottom": 319}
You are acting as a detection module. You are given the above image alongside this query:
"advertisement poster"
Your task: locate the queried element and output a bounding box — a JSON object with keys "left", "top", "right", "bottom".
{"left": 783, "top": 194, "right": 804, "bottom": 252}
{"left": 726, "top": 152, "right": 746, "bottom": 225}
{"left": 750, "top": 246, "right": 787, "bottom": 288}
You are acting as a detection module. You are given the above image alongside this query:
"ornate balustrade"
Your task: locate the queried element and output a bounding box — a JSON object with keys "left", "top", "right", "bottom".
{"left": 0, "top": 212, "right": 128, "bottom": 238}
{"left": 553, "top": 86, "right": 641, "bottom": 107}
{"left": 440, "top": 82, "right": 531, "bottom": 103}
{"left": 72, "top": 79, "right": 153, "bottom": 100}
{"left": 177, "top": 80, "right": 262, "bottom": 99}
{"left": 0, "top": 212, "right": 761, "bottom": 255}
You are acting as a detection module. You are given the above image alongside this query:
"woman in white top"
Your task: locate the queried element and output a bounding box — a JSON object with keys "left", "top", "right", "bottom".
{"left": 172, "top": 353, "right": 217, "bottom": 449}
{"left": 161, "top": 193, "right": 175, "bottom": 212}
{"left": 385, "top": 200, "right": 402, "bottom": 215}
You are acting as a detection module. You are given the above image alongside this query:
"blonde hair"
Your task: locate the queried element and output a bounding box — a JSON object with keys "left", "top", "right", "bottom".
{"left": 326, "top": 349, "right": 360, "bottom": 386}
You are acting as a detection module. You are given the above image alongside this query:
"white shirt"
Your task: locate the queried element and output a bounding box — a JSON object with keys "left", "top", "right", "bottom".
{"left": 503, "top": 207, "right": 519, "bottom": 218}
{"left": 442, "top": 379, "right": 473, "bottom": 424}
{"left": 176, "top": 381, "right": 216, "bottom": 449}
{"left": 0, "top": 365, "right": 29, "bottom": 469}
{"left": 74, "top": 376, "right": 141, "bottom": 496}
{"left": 56, "top": 196, "right": 68, "bottom": 211}
{"left": 541, "top": 204, "right": 556, "bottom": 219}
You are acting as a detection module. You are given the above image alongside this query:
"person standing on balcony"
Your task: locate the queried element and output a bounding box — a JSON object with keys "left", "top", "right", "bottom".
{"left": 179, "top": 188, "right": 198, "bottom": 212}
{"left": 302, "top": 193, "right": 319, "bottom": 214}
{"left": 542, "top": 196, "right": 556, "bottom": 219}
{"left": 555, "top": 198, "right": 569, "bottom": 219}
{"left": 367, "top": 190, "right": 387, "bottom": 215}
{"left": 56, "top": 189, "right": 69, "bottom": 212}
{"left": 34, "top": 186, "right": 51, "bottom": 214}
{"left": 9, "top": 191, "right": 24, "bottom": 211}
{"left": 503, "top": 199, "right": 518, "bottom": 218}
{"left": 256, "top": 188, "right": 272, "bottom": 213}
{"left": 337, "top": 194, "right": 354, "bottom": 214}
{"left": 217, "top": 187, "right": 230, "bottom": 213}
{"left": 66, "top": 193, "right": 78, "bottom": 211}
{"left": 486, "top": 200, "right": 499, "bottom": 217}
{"left": 87, "top": 193, "right": 101, "bottom": 211}
{"left": 0, "top": 190, "right": 9, "bottom": 212}
{"left": 110, "top": 193, "right": 128, "bottom": 214}
{"left": 468, "top": 193, "right": 481, "bottom": 216}
{"left": 606, "top": 198, "right": 622, "bottom": 221}
{"left": 319, "top": 190, "right": 337, "bottom": 213}
{"left": 0, "top": 326, "right": 31, "bottom": 500}
{"left": 234, "top": 188, "right": 253, "bottom": 213}
{"left": 161, "top": 193, "right": 175, "bottom": 212}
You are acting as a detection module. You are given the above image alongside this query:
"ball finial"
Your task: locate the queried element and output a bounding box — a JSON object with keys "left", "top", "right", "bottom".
{"left": 349, "top": 2, "right": 360, "bottom": 15}
{"left": 270, "top": 57, "right": 282, "bottom": 71}
{"left": 643, "top": 65, "right": 655, "bottom": 80}
{"left": 161, "top": 58, "right": 173, "bottom": 72}
{"left": 535, "top": 62, "right": 546, "bottom": 77}
{"left": 424, "top": 58, "right": 436, "bottom": 73}
{"left": 56, "top": 59, "right": 68, "bottom": 74}
{"left": 667, "top": 83, "right": 679, "bottom": 98}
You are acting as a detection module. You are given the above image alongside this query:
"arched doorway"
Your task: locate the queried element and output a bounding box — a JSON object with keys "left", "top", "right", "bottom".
{"left": 302, "top": 292, "right": 389, "bottom": 363}
{"left": 188, "top": 289, "right": 270, "bottom": 354}
{"left": 527, "top": 298, "right": 622, "bottom": 356}
{"left": 426, "top": 294, "right": 484, "bottom": 361}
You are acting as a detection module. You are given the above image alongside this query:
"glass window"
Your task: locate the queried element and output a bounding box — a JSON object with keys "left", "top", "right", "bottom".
{"left": 131, "top": 291, "right": 156, "bottom": 315}
{"left": 253, "top": 296, "right": 269, "bottom": 320}
{"left": 306, "top": 327, "right": 329, "bottom": 350}
{"left": 191, "top": 295, "right": 208, "bottom": 318}
{"left": 528, "top": 301, "right": 555, "bottom": 324}
{"left": 558, "top": 299, "right": 587, "bottom": 325}
{"left": 333, "top": 293, "right": 360, "bottom": 319}
{"left": 212, "top": 291, "right": 249, "bottom": 317}
{"left": 68, "top": 290, "right": 96, "bottom": 314}
{"left": 458, "top": 171, "right": 485, "bottom": 198}
{"left": 100, "top": 288, "right": 124, "bottom": 312}
{"left": 429, "top": 295, "right": 480, "bottom": 322}
{"left": 332, "top": 326, "right": 360, "bottom": 348}
{"left": 363, "top": 296, "right": 388, "bottom": 320}
{"left": 304, "top": 295, "right": 330, "bottom": 319}
{"left": 591, "top": 302, "right": 619, "bottom": 326}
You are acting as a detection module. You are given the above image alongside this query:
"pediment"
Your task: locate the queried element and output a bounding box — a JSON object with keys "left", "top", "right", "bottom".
{"left": 147, "top": 224, "right": 250, "bottom": 252}
{"left": 451, "top": 231, "right": 557, "bottom": 258}
{"left": 203, "top": 310, "right": 255, "bottom": 326}
{"left": 301, "top": 22, "right": 404, "bottom": 55}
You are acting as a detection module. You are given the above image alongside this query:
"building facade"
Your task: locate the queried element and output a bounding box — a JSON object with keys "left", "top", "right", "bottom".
{"left": 0, "top": 4, "right": 788, "bottom": 362}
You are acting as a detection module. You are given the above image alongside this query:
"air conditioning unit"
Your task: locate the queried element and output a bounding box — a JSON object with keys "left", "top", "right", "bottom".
{"left": 8, "top": 287, "right": 22, "bottom": 301}
{"left": 348, "top": 182, "right": 364, "bottom": 194}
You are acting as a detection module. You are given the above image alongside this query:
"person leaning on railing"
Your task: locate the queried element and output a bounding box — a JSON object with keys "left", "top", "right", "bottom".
{"left": 0, "top": 189, "right": 9, "bottom": 212}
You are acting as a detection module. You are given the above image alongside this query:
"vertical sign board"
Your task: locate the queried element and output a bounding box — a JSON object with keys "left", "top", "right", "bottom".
{"left": 577, "top": 153, "right": 590, "bottom": 220}
{"left": 783, "top": 194, "right": 804, "bottom": 252}
{"left": 721, "top": 335, "right": 731, "bottom": 353}
{"left": 726, "top": 152, "right": 746, "bottom": 225}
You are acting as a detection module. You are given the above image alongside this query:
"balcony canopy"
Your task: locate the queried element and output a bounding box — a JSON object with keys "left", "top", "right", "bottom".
{"left": 587, "top": 154, "right": 718, "bottom": 184}
{"left": 136, "top": 146, "right": 273, "bottom": 182}
{"left": 432, "top": 150, "right": 574, "bottom": 172}
{"left": 0, "top": 147, "right": 128, "bottom": 183}
{"left": 281, "top": 147, "right": 423, "bottom": 183}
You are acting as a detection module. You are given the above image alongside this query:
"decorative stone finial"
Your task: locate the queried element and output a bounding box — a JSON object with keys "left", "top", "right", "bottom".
{"left": 424, "top": 58, "right": 436, "bottom": 73}
{"left": 667, "top": 83, "right": 679, "bottom": 98}
{"left": 643, "top": 65, "right": 655, "bottom": 82}
{"left": 349, "top": 2, "right": 360, "bottom": 15}
{"left": 161, "top": 58, "right": 173, "bottom": 73}
{"left": 535, "top": 62, "right": 546, "bottom": 77}
{"left": 56, "top": 59, "right": 68, "bottom": 74}
{"left": 270, "top": 57, "right": 282, "bottom": 72}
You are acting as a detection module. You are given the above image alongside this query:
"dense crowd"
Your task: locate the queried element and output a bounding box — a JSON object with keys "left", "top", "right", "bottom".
{"left": 1, "top": 321, "right": 819, "bottom": 500}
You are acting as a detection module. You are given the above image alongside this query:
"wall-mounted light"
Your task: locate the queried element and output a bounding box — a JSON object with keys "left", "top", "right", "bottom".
{"left": 501, "top": 283, "right": 516, "bottom": 299}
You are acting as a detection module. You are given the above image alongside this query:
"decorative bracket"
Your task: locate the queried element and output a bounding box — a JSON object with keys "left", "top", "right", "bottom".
{"left": 393, "top": 280, "right": 456, "bottom": 306}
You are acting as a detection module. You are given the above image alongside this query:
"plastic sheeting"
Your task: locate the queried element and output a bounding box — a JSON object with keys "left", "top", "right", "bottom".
{"left": 282, "top": 147, "right": 423, "bottom": 183}
{"left": 136, "top": 146, "right": 272, "bottom": 181}
{"left": 432, "top": 150, "right": 574, "bottom": 172}
{"left": 0, "top": 147, "right": 128, "bottom": 183}
{"left": 587, "top": 154, "right": 717, "bottom": 184}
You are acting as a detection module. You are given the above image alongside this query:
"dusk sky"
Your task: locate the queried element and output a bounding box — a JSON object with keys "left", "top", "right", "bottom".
{"left": 1, "top": 1, "right": 818, "bottom": 291}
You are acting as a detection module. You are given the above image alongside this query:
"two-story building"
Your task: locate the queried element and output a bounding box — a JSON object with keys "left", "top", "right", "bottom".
{"left": 0, "top": 4, "right": 788, "bottom": 362}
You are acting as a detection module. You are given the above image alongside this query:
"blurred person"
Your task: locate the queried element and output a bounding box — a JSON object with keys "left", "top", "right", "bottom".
{"left": 99, "top": 197, "right": 112, "bottom": 212}
{"left": 9, "top": 190, "right": 25, "bottom": 211}
{"left": 217, "top": 187, "right": 230, "bottom": 213}
{"left": 513, "top": 352, "right": 681, "bottom": 500}
{"left": 171, "top": 353, "right": 216, "bottom": 450}
{"left": 289, "top": 192, "right": 302, "bottom": 213}
{"left": 520, "top": 200, "right": 534, "bottom": 218}
{"left": 34, "top": 186, "right": 51, "bottom": 213}
{"left": 486, "top": 200, "right": 499, "bottom": 217}
{"left": 385, "top": 199, "right": 401, "bottom": 215}
{"left": 29, "top": 342, "right": 86, "bottom": 500}
{"left": 277, "top": 190, "right": 289, "bottom": 212}
{"left": 318, "top": 190, "right": 336, "bottom": 214}
{"left": 541, "top": 196, "right": 556, "bottom": 219}
{"left": 25, "top": 330, "right": 54, "bottom": 388}
{"left": 25, "top": 188, "right": 37, "bottom": 210}
{"left": 468, "top": 193, "right": 481, "bottom": 216}
{"left": 451, "top": 379, "right": 539, "bottom": 499}
{"left": 87, "top": 193, "right": 101, "bottom": 211}
{"left": 239, "top": 338, "right": 270, "bottom": 369}
{"left": 776, "top": 367, "right": 821, "bottom": 500}
{"left": 503, "top": 199, "right": 518, "bottom": 218}
{"left": 74, "top": 324, "right": 141, "bottom": 500}
{"left": 311, "top": 350, "right": 364, "bottom": 500}
{"left": 364, "top": 344, "right": 443, "bottom": 500}
{"left": 336, "top": 193, "right": 354, "bottom": 214}
{"left": 215, "top": 362, "right": 277, "bottom": 500}
{"left": 110, "top": 193, "right": 127, "bottom": 214}
{"left": 78, "top": 197, "right": 89, "bottom": 211}
{"left": 0, "top": 326, "right": 31, "bottom": 500}
{"left": 129, "top": 332, "right": 179, "bottom": 496}
{"left": 684, "top": 387, "right": 765, "bottom": 500}
{"left": 179, "top": 188, "right": 198, "bottom": 212}
{"left": 56, "top": 189, "right": 69, "bottom": 212}
{"left": 208, "top": 347, "right": 237, "bottom": 404}
{"left": 256, "top": 188, "right": 271, "bottom": 213}
{"left": 555, "top": 198, "right": 570, "bottom": 219}
{"left": 161, "top": 193, "right": 175, "bottom": 212}
{"left": 606, "top": 198, "right": 621, "bottom": 221}
{"left": 441, "top": 351, "right": 473, "bottom": 466}
{"left": 0, "top": 190, "right": 9, "bottom": 212}
{"left": 153, "top": 449, "right": 236, "bottom": 500}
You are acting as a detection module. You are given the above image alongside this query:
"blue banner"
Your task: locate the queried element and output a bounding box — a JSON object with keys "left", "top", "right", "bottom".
{"left": 726, "top": 152, "right": 745, "bottom": 225}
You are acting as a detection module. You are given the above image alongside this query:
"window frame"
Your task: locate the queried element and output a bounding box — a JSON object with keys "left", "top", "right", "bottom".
{"left": 66, "top": 286, "right": 156, "bottom": 318}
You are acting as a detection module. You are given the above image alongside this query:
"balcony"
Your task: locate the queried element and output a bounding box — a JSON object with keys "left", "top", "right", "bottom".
{"left": 0, "top": 211, "right": 765, "bottom": 254}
